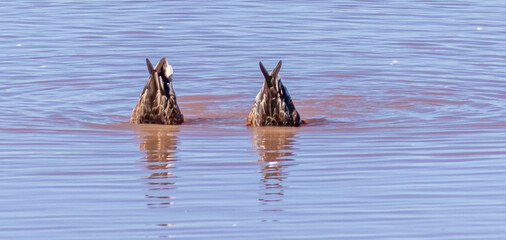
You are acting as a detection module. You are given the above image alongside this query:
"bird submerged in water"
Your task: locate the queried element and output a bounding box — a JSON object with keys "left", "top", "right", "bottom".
{"left": 247, "top": 60, "right": 303, "bottom": 127}
{"left": 130, "top": 58, "right": 184, "bottom": 125}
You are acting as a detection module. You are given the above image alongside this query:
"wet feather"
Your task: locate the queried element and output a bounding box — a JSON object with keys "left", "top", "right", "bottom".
{"left": 247, "top": 60, "right": 302, "bottom": 127}
{"left": 130, "top": 58, "right": 184, "bottom": 125}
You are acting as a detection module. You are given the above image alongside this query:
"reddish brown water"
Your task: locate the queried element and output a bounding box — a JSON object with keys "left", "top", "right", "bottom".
{"left": 2, "top": 1, "right": 506, "bottom": 239}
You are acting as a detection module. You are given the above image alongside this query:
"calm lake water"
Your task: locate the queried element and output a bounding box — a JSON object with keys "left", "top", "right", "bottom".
{"left": 2, "top": 1, "right": 506, "bottom": 239}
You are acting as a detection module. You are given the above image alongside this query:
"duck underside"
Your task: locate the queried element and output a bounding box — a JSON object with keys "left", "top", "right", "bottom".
{"left": 130, "top": 58, "right": 184, "bottom": 125}
{"left": 247, "top": 87, "right": 301, "bottom": 127}
{"left": 130, "top": 77, "right": 184, "bottom": 125}
{"left": 248, "top": 106, "right": 301, "bottom": 127}
{"left": 131, "top": 90, "right": 183, "bottom": 125}
{"left": 247, "top": 60, "right": 302, "bottom": 127}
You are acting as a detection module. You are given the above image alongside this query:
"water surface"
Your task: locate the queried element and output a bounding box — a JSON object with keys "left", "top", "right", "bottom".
{"left": 2, "top": 1, "right": 506, "bottom": 239}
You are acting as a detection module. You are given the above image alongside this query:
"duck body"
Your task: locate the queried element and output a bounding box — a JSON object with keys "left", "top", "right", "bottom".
{"left": 247, "top": 60, "right": 302, "bottom": 127}
{"left": 130, "top": 58, "right": 184, "bottom": 125}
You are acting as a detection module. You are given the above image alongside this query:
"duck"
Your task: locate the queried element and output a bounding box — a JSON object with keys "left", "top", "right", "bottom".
{"left": 130, "top": 58, "right": 184, "bottom": 125}
{"left": 247, "top": 60, "right": 303, "bottom": 127}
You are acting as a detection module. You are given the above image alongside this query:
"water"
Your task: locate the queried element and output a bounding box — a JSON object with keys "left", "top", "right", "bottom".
{"left": 1, "top": 1, "right": 506, "bottom": 239}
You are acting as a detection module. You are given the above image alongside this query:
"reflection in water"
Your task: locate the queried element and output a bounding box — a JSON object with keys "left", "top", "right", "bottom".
{"left": 137, "top": 125, "right": 180, "bottom": 208}
{"left": 251, "top": 127, "right": 297, "bottom": 214}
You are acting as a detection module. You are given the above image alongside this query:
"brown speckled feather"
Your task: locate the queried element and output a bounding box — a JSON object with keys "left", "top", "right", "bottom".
{"left": 247, "top": 60, "right": 302, "bottom": 127}
{"left": 130, "top": 58, "right": 184, "bottom": 125}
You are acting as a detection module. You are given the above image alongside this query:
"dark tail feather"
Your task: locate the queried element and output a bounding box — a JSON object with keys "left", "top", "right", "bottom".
{"left": 259, "top": 61, "right": 273, "bottom": 87}
{"left": 155, "top": 58, "right": 167, "bottom": 72}
{"left": 259, "top": 61, "right": 270, "bottom": 78}
{"left": 146, "top": 58, "right": 154, "bottom": 74}
{"left": 271, "top": 60, "right": 282, "bottom": 77}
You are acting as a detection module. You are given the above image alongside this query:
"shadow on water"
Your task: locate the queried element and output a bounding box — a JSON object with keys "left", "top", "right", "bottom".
{"left": 136, "top": 125, "right": 180, "bottom": 208}
{"left": 250, "top": 127, "right": 298, "bottom": 217}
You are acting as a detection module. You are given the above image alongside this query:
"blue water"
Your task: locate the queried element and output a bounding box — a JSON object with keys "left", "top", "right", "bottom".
{"left": 1, "top": 1, "right": 506, "bottom": 239}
